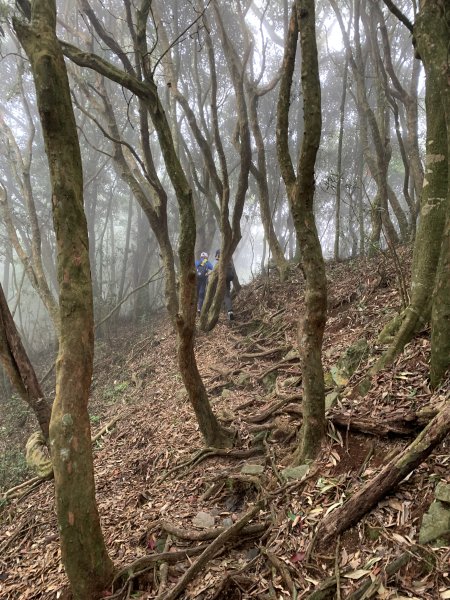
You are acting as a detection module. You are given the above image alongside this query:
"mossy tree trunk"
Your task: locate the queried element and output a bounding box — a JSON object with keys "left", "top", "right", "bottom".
{"left": 0, "top": 281, "right": 51, "bottom": 439}
{"left": 374, "top": 0, "right": 449, "bottom": 385}
{"left": 13, "top": 2, "right": 114, "bottom": 598}
{"left": 277, "top": 0, "right": 327, "bottom": 463}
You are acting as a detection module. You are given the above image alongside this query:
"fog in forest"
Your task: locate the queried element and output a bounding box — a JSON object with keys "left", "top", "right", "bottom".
{"left": 0, "top": 0, "right": 423, "bottom": 353}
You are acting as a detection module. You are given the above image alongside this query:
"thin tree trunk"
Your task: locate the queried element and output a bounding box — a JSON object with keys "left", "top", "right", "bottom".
{"left": 334, "top": 55, "right": 349, "bottom": 261}
{"left": 0, "top": 282, "right": 51, "bottom": 439}
{"left": 277, "top": 1, "right": 327, "bottom": 463}
{"left": 69, "top": 2, "right": 231, "bottom": 447}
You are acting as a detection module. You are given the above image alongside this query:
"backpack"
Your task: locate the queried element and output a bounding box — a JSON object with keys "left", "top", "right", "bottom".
{"left": 196, "top": 259, "right": 209, "bottom": 280}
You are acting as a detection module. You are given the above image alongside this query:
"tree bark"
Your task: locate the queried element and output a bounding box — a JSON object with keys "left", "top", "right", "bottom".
{"left": 277, "top": 1, "right": 327, "bottom": 463}
{"left": 13, "top": 2, "right": 114, "bottom": 598}
{"left": 334, "top": 55, "right": 349, "bottom": 261}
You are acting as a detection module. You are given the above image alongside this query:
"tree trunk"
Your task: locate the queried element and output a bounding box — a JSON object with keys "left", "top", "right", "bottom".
{"left": 0, "top": 282, "right": 51, "bottom": 439}
{"left": 277, "top": 1, "right": 327, "bottom": 463}
{"left": 430, "top": 206, "right": 450, "bottom": 385}
{"left": 13, "top": 2, "right": 114, "bottom": 598}
{"left": 334, "top": 55, "right": 349, "bottom": 261}
{"left": 248, "top": 91, "right": 289, "bottom": 280}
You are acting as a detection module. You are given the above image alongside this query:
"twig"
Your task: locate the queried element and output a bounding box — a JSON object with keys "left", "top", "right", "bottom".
{"left": 156, "top": 503, "right": 263, "bottom": 600}
{"left": 95, "top": 267, "right": 164, "bottom": 330}
{"left": 335, "top": 536, "right": 341, "bottom": 600}
{"left": 91, "top": 410, "right": 132, "bottom": 444}
{"left": 345, "top": 546, "right": 420, "bottom": 600}
{"left": 265, "top": 550, "right": 297, "bottom": 598}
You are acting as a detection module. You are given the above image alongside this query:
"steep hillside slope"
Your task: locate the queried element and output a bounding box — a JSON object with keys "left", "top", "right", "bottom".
{"left": 1, "top": 247, "right": 449, "bottom": 599}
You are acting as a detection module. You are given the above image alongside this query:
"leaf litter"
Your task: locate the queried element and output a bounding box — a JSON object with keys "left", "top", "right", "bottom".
{"left": 0, "top": 246, "right": 449, "bottom": 599}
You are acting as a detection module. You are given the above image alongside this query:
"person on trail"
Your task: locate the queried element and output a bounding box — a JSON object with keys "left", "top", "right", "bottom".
{"left": 195, "top": 251, "right": 213, "bottom": 313}
{"left": 215, "top": 249, "right": 235, "bottom": 321}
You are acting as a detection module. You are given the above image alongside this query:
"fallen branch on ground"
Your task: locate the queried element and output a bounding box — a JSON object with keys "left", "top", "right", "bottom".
{"left": 91, "top": 409, "right": 132, "bottom": 443}
{"left": 330, "top": 413, "right": 421, "bottom": 437}
{"left": 316, "top": 401, "right": 450, "bottom": 543}
{"left": 345, "top": 545, "right": 431, "bottom": 600}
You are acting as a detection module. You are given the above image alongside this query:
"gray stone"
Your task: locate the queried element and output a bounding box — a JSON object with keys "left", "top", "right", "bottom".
{"left": 281, "top": 464, "right": 309, "bottom": 481}
{"left": 222, "top": 518, "right": 233, "bottom": 528}
{"left": 236, "top": 372, "right": 251, "bottom": 386}
{"left": 262, "top": 371, "right": 278, "bottom": 392}
{"left": 336, "top": 339, "right": 369, "bottom": 379}
{"left": 419, "top": 501, "right": 450, "bottom": 545}
{"left": 284, "top": 348, "right": 299, "bottom": 361}
{"left": 246, "top": 547, "right": 259, "bottom": 560}
{"left": 192, "top": 511, "right": 215, "bottom": 529}
{"left": 330, "top": 340, "right": 370, "bottom": 387}
{"left": 241, "top": 463, "right": 265, "bottom": 475}
{"left": 325, "top": 391, "right": 340, "bottom": 411}
{"left": 435, "top": 482, "right": 450, "bottom": 504}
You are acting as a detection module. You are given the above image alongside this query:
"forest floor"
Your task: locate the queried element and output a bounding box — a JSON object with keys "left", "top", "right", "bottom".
{"left": 1, "top": 246, "right": 450, "bottom": 600}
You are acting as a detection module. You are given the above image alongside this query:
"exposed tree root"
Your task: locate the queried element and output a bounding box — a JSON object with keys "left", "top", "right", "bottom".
{"left": 345, "top": 545, "right": 432, "bottom": 600}
{"left": 372, "top": 305, "right": 428, "bottom": 374}
{"left": 264, "top": 549, "right": 297, "bottom": 597}
{"left": 245, "top": 396, "right": 297, "bottom": 423}
{"left": 240, "top": 345, "right": 290, "bottom": 360}
{"left": 156, "top": 503, "right": 262, "bottom": 600}
{"left": 256, "top": 356, "right": 300, "bottom": 382}
{"left": 157, "top": 447, "right": 265, "bottom": 483}
{"left": 160, "top": 521, "right": 266, "bottom": 541}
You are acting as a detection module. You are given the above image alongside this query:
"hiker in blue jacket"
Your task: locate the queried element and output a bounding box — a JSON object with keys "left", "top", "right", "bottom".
{"left": 195, "top": 251, "right": 213, "bottom": 313}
